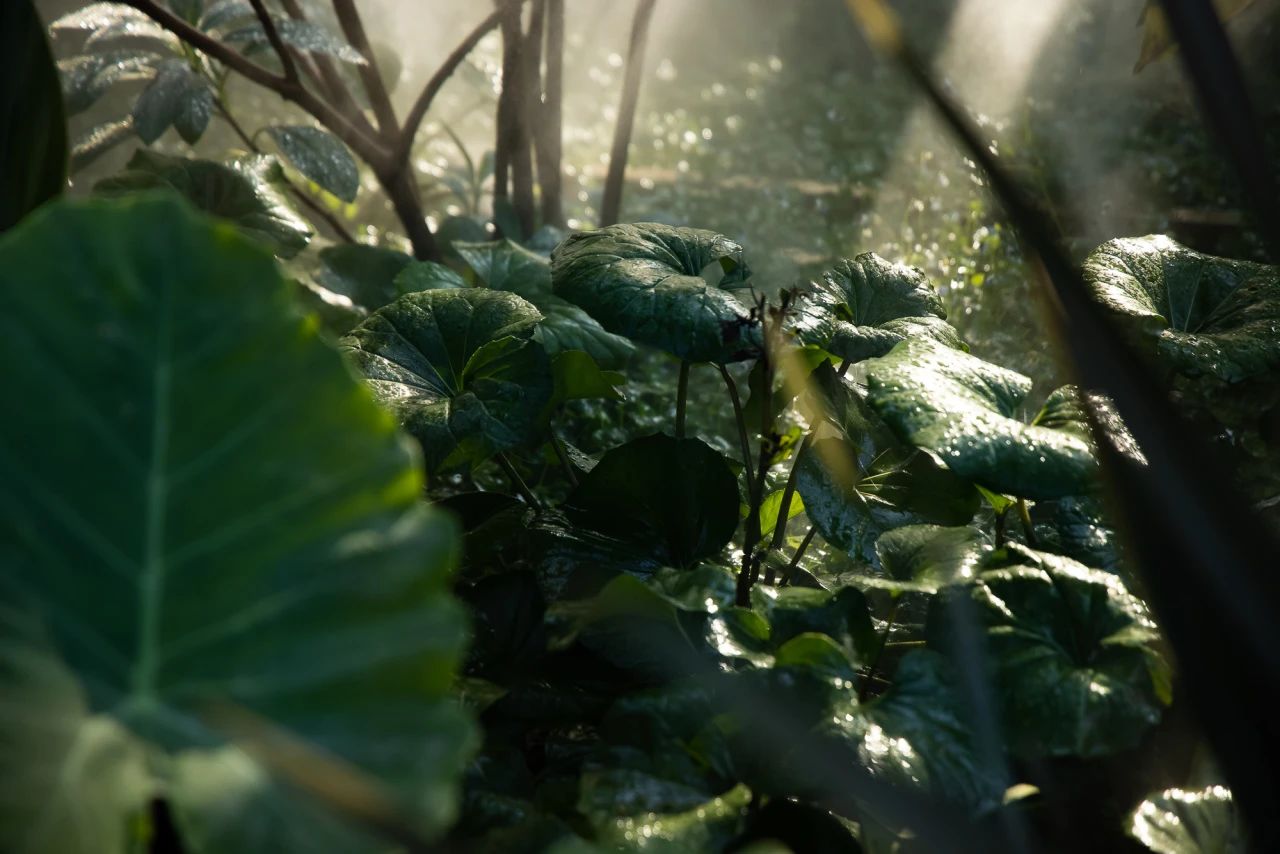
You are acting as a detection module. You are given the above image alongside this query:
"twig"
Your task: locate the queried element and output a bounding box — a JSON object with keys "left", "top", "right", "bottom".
{"left": 332, "top": 0, "right": 399, "bottom": 133}
{"left": 718, "top": 364, "right": 755, "bottom": 499}
{"left": 496, "top": 452, "right": 542, "bottom": 509}
{"left": 397, "top": 4, "right": 514, "bottom": 165}
{"left": 783, "top": 526, "right": 819, "bottom": 583}
{"left": 247, "top": 0, "right": 298, "bottom": 83}
{"left": 278, "top": 0, "right": 378, "bottom": 138}
{"left": 859, "top": 598, "right": 901, "bottom": 703}
{"left": 549, "top": 431, "right": 579, "bottom": 487}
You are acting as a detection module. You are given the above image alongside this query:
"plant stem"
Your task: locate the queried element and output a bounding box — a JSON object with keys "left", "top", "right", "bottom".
{"left": 769, "top": 434, "right": 811, "bottom": 553}
{"left": 675, "top": 360, "right": 690, "bottom": 438}
{"left": 1017, "top": 497, "right": 1038, "bottom": 547}
{"left": 994, "top": 505, "right": 1009, "bottom": 548}
{"left": 837, "top": 359, "right": 852, "bottom": 377}
{"left": 550, "top": 431, "right": 579, "bottom": 487}
{"left": 718, "top": 364, "right": 755, "bottom": 499}
{"left": 859, "top": 598, "right": 901, "bottom": 703}
{"left": 497, "top": 452, "right": 542, "bottom": 509}
{"left": 247, "top": 0, "right": 298, "bottom": 84}
{"left": 599, "top": 0, "right": 659, "bottom": 226}
{"left": 783, "top": 526, "right": 818, "bottom": 584}
{"left": 331, "top": 0, "right": 399, "bottom": 133}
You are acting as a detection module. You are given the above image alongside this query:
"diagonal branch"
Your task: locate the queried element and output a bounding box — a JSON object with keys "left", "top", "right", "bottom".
{"left": 277, "top": 0, "right": 378, "bottom": 139}
{"left": 120, "top": 0, "right": 394, "bottom": 172}
{"left": 396, "top": 2, "right": 519, "bottom": 164}
{"left": 331, "top": 0, "right": 399, "bottom": 134}
{"left": 247, "top": 0, "right": 298, "bottom": 83}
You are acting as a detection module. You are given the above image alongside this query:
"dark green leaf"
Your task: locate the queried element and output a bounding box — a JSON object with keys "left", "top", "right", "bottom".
{"left": 131, "top": 59, "right": 212, "bottom": 144}
{"left": 168, "top": 0, "right": 203, "bottom": 23}
{"left": 757, "top": 586, "right": 875, "bottom": 659}
{"left": 58, "top": 51, "right": 158, "bottom": 116}
{"left": 1, "top": 0, "right": 67, "bottom": 231}
{"left": 1129, "top": 786, "right": 1247, "bottom": 854}
{"left": 550, "top": 223, "right": 760, "bottom": 364}
{"left": 869, "top": 524, "right": 992, "bottom": 593}
{"left": 865, "top": 337, "right": 1100, "bottom": 499}
{"left": 791, "top": 253, "right": 961, "bottom": 363}
{"left": 224, "top": 18, "right": 367, "bottom": 65}
{"left": 457, "top": 239, "right": 635, "bottom": 369}
{"left": 267, "top": 125, "right": 359, "bottom": 203}
{"left": 0, "top": 194, "right": 473, "bottom": 852}
{"left": 317, "top": 244, "right": 413, "bottom": 311}
{"left": 395, "top": 260, "right": 467, "bottom": 293}
{"left": 928, "top": 544, "right": 1170, "bottom": 759}
{"left": 199, "top": 0, "right": 254, "bottom": 32}
{"left": 340, "top": 289, "right": 553, "bottom": 475}
{"left": 95, "top": 150, "right": 312, "bottom": 257}
{"left": 550, "top": 350, "right": 625, "bottom": 405}
{"left": 563, "top": 434, "right": 741, "bottom": 568}
{"left": 1084, "top": 235, "right": 1280, "bottom": 384}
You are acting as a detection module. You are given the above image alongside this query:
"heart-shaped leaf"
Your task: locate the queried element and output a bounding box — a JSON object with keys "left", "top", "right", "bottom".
{"left": 563, "top": 434, "right": 740, "bottom": 569}
{"left": 267, "top": 125, "right": 359, "bottom": 203}
{"left": 791, "top": 253, "right": 962, "bottom": 363}
{"left": 95, "top": 150, "right": 312, "bottom": 257}
{"left": 340, "top": 288, "right": 553, "bottom": 475}
{"left": 928, "top": 544, "right": 1170, "bottom": 759}
{"left": 2, "top": 0, "right": 67, "bottom": 231}
{"left": 865, "top": 337, "right": 1100, "bottom": 499}
{"left": 550, "top": 223, "right": 759, "bottom": 364}
{"left": 0, "top": 194, "right": 472, "bottom": 853}
{"left": 456, "top": 239, "right": 635, "bottom": 369}
{"left": 1084, "top": 235, "right": 1280, "bottom": 384}
{"left": 1129, "top": 786, "right": 1246, "bottom": 854}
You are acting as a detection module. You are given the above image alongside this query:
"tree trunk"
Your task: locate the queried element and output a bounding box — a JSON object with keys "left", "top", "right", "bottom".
{"left": 599, "top": 0, "right": 658, "bottom": 227}
{"left": 535, "top": 0, "right": 565, "bottom": 228}
{"left": 379, "top": 167, "right": 441, "bottom": 261}
{"left": 494, "top": 3, "right": 536, "bottom": 239}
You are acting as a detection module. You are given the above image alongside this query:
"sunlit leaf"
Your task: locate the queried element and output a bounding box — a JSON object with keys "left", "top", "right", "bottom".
{"left": 1129, "top": 785, "right": 1247, "bottom": 854}
{"left": 267, "top": 125, "right": 359, "bottom": 203}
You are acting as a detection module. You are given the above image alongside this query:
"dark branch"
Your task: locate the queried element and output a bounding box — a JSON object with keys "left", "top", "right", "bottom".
{"left": 247, "top": 0, "right": 298, "bottom": 83}
{"left": 331, "top": 0, "right": 399, "bottom": 134}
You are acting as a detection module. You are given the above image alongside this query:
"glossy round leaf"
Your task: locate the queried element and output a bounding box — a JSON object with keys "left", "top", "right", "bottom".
{"left": 550, "top": 223, "right": 759, "bottom": 364}
{"left": 0, "top": 195, "right": 473, "bottom": 853}
{"left": 791, "top": 253, "right": 960, "bottom": 363}
{"left": 95, "top": 150, "right": 312, "bottom": 257}
{"left": 928, "top": 545, "right": 1169, "bottom": 759}
{"left": 865, "top": 337, "right": 1099, "bottom": 499}
{"left": 340, "top": 289, "right": 553, "bottom": 475}
{"left": 1084, "top": 235, "right": 1280, "bottom": 384}
{"left": 456, "top": 239, "right": 635, "bottom": 369}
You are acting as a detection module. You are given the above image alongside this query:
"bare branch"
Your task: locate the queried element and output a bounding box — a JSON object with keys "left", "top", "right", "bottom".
{"left": 396, "top": 3, "right": 518, "bottom": 164}
{"left": 247, "top": 0, "right": 298, "bottom": 83}
{"left": 277, "top": 0, "right": 379, "bottom": 139}
{"left": 331, "top": 0, "right": 399, "bottom": 134}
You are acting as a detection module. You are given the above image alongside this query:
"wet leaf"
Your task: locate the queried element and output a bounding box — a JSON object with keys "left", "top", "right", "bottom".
{"left": 550, "top": 223, "right": 759, "bottom": 364}
{"left": 131, "top": 59, "right": 212, "bottom": 144}
{"left": 928, "top": 544, "right": 1170, "bottom": 759}
{"left": 1129, "top": 785, "right": 1247, "bottom": 854}
{"left": 340, "top": 289, "right": 553, "bottom": 475}
{"left": 865, "top": 337, "right": 1099, "bottom": 499}
{"left": 267, "top": 125, "right": 359, "bottom": 203}
{"left": 58, "top": 51, "right": 158, "bottom": 116}
{"left": 95, "top": 150, "right": 312, "bottom": 257}
{"left": 868, "top": 524, "right": 992, "bottom": 594}
{"left": 1083, "top": 235, "right": 1280, "bottom": 385}
{"left": 317, "top": 244, "right": 413, "bottom": 311}
{"left": 224, "top": 18, "right": 367, "bottom": 65}
{"left": 791, "top": 253, "right": 962, "bottom": 363}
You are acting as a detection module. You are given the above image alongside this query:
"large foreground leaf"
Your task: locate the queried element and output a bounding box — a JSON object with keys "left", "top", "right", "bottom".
{"left": 928, "top": 545, "right": 1169, "bottom": 759}
{"left": 1, "top": 0, "right": 67, "bottom": 231}
{"left": 340, "top": 289, "right": 553, "bottom": 475}
{"left": 0, "top": 195, "right": 473, "bottom": 853}
{"left": 550, "top": 223, "right": 759, "bottom": 364}
{"left": 791, "top": 253, "right": 961, "bottom": 363}
{"left": 456, "top": 239, "right": 635, "bottom": 369}
{"left": 865, "top": 337, "right": 1099, "bottom": 499}
{"left": 1083, "top": 235, "right": 1280, "bottom": 384}
{"left": 95, "top": 150, "right": 312, "bottom": 257}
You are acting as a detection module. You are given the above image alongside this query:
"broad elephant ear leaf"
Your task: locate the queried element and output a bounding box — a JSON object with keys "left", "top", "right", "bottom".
{"left": 865, "top": 337, "right": 1100, "bottom": 499}
{"left": 928, "top": 545, "right": 1170, "bottom": 759}
{"left": 864, "top": 524, "right": 992, "bottom": 594}
{"left": 1, "top": 0, "right": 67, "bottom": 231}
{"left": 791, "top": 253, "right": 961, "bottom": 363}
{"left": 340, "top": 288, "right": 553, "bottom": 475}
{"left": 0, "top": 194, "right": 473, "bottom": 853}
{"left": 1129, "top": 785, "right": 1247, "bottom": 854}
{"left": 550, "top": 223, "right": 760, "bottom": 364}
{"left": 456, "top": 239, "right": 635, "bottom": 369}
{"left": 1083, "top": 235, "right": 1280, "bottom": 384}
{"left": 95, "top": 150, "right": 312, "bottom": 257}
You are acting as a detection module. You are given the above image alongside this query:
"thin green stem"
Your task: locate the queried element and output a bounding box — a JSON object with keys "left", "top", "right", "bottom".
{"left": 718, "top": 364, "right": 755, "bottom": 499}
{"left": 837, "top": 359, "right": 852, "bottom": 378}
{"left": 549, "top": 431, "right": 579, "bottom": 488}
{"left": 1017, "top": 497, "right": 1038, "bottom": 547}
{"left": 994, "top": 506, "right": 1009, "bottom": 549}
{"left": 782, "top": 526, "right": 818, "bottom": 585}
{"left": 769, "top": 434, "right": 811, "bottom": 554}
{"left": 497, "top": 452, "right": 542, "bottom": 509}
{"left": 859, "top": 598, "right": 901, "bottom": 703}
{"left": 675, "top": 360, "right": 691, "bottom": 439}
